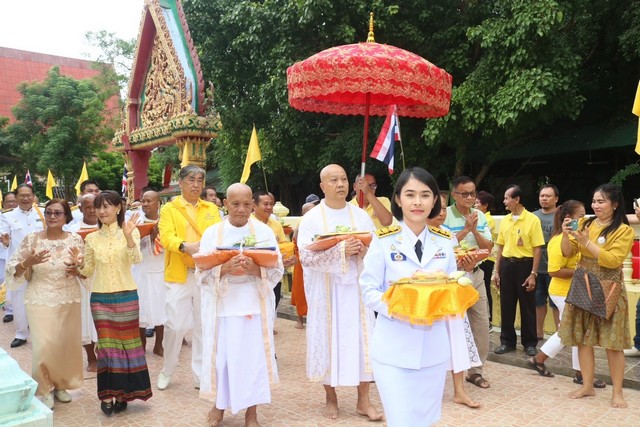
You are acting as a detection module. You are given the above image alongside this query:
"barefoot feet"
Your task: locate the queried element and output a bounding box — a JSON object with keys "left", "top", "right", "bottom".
{"left": 611, "top": 391, "right": 628, "bottom": 408}
{"left": 206, "top": 407, "right": 224, "bottom": 427}
{"left": 569, "top": 386, "right": 596, "bottom": 399}
{"left": 453, "top": 392, "right": 481, "bottom": 409}
{"left": 356, "top": 402, "right": 384, "bottom": 421}
{"left": 87, "top": 361, "right": 97, "bottom": 372}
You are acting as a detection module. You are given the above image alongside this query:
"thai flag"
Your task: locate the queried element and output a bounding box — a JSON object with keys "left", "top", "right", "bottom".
{"left": 25, "top": 170, "right": 33, "bottom": 187}
{"left": 121, "top": 166, "right": 128, "bottom": 196}
{"left": 370, "top": 105, "right": 400, "bottom": 174}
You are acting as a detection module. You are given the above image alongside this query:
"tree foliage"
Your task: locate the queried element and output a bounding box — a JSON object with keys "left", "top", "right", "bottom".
{"left": 5, "top": 67, "right": 113, "bottom": 197}
{"left": 182, "top": 0, "right": 638, "bottom": 204}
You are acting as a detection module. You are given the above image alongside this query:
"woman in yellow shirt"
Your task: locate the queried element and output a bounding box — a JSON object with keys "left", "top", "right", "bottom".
{"left": 528, "top": 201, "right": 604, "bottom": 388}
{"left": 559, "top": 184, "right": 634, "bottom": 408}
{"left": 71, "top": 191, "right": 152, "bottom": 416}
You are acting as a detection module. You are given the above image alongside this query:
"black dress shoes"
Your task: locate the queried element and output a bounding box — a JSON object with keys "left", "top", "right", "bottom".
{"left": 10, "top": 338, "right": 27, "bottom": 348}
{"left": 494, "top": 344, "right": 516, "bottom": 354}
{"left": 101, "top": 400, "right": 114, "bottom": 416}
{"left": 145, "top": 328, "right": 154, "bottom": 338}
{"left": 3, "top": 314, "right": 13, "bottom": 323}
{"left": 525, "top": 346, "right": 538, "bottom": 357}
{"left": 114, "top": 400, "right": 128, "bottom": 413}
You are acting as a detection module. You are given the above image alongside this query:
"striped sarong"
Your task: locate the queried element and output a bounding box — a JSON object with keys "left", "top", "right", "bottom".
{"left": 91, "top": 290, "right": 153, "bottom": 402}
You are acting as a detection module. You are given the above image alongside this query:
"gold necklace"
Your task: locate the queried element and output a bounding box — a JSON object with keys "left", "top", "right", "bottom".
{"left": 595, "top": 218, "right": 611, "bottom": 227}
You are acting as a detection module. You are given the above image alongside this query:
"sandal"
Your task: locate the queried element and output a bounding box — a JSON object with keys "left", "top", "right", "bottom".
{"left": 573, "top": 373, "right": 606, "bottom": 388}
{"left": 527, "top": 357, "right": 554, "bottom": 377}
{"left": 465, "top": 373, "right": 490, "bottom": 389}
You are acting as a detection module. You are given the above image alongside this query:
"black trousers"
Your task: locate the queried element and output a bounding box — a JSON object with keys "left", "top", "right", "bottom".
{"left": 479, "top": 260, "right": 495, "bottom": 323}
{"left": 274, "top": 282, "right": 282, "bottom": 309}
{"left": 499, "top": 259, "right": 538, "bottom": 348}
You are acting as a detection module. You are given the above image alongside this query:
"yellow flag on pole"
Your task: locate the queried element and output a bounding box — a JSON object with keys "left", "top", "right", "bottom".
{"left": 10, "top": 175, "right": 17, "bottom": 191}
{"left": 46, "top": 169, "right": 56, "bottom": 200}
{"left": 633, "top": 81, "right": 640, "bottom": 155}
{"left": 181, "top": 143, "right": 191, "bottom": 168}
{"left": 74, "top": 162, "right": 89, "bottom": 196}
{"left": 240, "top": 126, "right": 262, "bottom": 184}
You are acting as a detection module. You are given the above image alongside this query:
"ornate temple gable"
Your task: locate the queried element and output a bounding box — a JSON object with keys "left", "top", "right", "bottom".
{"left": 113, "top": 0, "right": 221, "bottom": 200}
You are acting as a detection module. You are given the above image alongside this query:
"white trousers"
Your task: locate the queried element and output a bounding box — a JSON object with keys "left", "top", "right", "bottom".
{"left": 7, "top": 286, "right": 29, "bottom": 340}
{"left": 162, "top": 272, "right": 202, "bottom": 382}
{"left": 372, "top": 359, "right": 448, "bottom": 427}
{"left": 540, "top": 294, "right": 580, "bottom": 370}
{"left": 215, "top": 316, "right": 274, "bottom": 414}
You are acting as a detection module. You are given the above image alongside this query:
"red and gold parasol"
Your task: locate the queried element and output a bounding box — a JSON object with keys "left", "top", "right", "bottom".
{"left": 287, "top": 13, "right": 453, "bottom": 201}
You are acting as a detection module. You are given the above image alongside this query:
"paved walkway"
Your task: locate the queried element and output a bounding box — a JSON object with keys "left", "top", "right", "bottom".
{"left": 2, "top": 299, "right": 640, "bottom": 426}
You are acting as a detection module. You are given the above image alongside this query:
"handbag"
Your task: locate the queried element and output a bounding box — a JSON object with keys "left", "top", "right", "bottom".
{"left": 565, "top": 267, "right": 621, "bottom": 319}
{"left": 23, "top": 233, "right": 39, "bottom": 282}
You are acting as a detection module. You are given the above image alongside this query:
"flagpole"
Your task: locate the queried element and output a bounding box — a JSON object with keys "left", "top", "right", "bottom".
{"left": 260, "top": 161, "right": 269, "bottom": 193}
{"left": 395, "top": 107, "right": 406, "bottom": 171}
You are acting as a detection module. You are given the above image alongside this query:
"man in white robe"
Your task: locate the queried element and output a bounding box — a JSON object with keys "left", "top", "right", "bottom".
{"left": 297, "top": 164, "right": 382, "bottom": 420}
{"left": 198, "top": 183, "right": 282, "bottom": 427}
{"left": 67, "top": 193, "right": 99, "bottom": 371}
{"left": 133, "top": 190, "right": 166, "bottom": 356}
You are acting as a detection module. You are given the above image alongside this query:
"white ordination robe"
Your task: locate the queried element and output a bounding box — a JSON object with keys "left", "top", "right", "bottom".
{"left": 132, "top": 213, "right": 166, "bottom": 328}
{"left": 297, "top": 200, "right": 375, "bottom": 385}
{"left": 197, "top": 218, "right": 282, "bottom": 412}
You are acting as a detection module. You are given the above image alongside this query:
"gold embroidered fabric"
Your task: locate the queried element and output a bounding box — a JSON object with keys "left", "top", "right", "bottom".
{"left": 6, "top": 232, "right": 84, "bottom": 306}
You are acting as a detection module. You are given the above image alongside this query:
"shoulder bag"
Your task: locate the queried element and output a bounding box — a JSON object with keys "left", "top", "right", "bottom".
{"left": 565, "top": 267, "right": 621, "bottom": 320}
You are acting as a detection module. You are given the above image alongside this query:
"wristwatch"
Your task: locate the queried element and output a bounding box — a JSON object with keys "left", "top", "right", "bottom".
{"left": 530, "top": 271, "right": 538, "bottom": 277}
{"left": 179, "top": 242, "right": 186, "bottom": 253}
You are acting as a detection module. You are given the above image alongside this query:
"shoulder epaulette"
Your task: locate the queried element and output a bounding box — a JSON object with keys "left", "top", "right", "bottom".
{"left": 1, "top": 208, "right": 13, "bottom": 213}
{"left": 70, "top": 205, "right": 79, "bottom": 211}
{"left": 429, "top": 225, "right": 451, "bottom": 239}
{"left": 375, "top": 225, "right": 401, "bottom": 238}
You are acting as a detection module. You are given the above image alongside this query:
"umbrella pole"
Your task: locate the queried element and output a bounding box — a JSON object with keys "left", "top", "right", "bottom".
{"left": 358, "top": 93, "right": 371, "bottom": 208}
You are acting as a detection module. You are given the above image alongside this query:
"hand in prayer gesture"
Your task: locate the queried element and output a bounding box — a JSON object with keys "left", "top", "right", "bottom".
{"left": 344, "top": 237, "right": 365, "bottom": 257}
{"left": 65, "top": 246, "right": 84, "bottom": 277}
{"left": 221, "top": 254, "right": 261, "bottom": 278}
{"left": 23, "top": 247, "right": 51, "bottom": 267}
{"left": 1, "top": 233, "right": 9, "bottom": 247}
{"left": 457, "top": 253, "right": 477, "bottom": 272}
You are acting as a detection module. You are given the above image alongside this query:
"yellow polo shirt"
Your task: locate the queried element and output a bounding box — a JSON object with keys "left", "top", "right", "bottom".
{"left": 547, "top": 234, "right": 578, "bottom": 297}
{"left": 251, "top": 214, "right": 287, "bottom": 243}
{"left": 497, "top": 208, "right": 544, "bottom": 258}
{"left": 349, "top": 196, "right": 392, "bottom": 230}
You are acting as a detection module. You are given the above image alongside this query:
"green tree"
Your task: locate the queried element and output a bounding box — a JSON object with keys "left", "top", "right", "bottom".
{"left": 183, "top": 0, "right": 638, "bottom": 204}
{"left": 6, "top": 67, "right": 112, "bottom": 197}
{"left": 88, "top": 150, "right": 164, "bottom": 194}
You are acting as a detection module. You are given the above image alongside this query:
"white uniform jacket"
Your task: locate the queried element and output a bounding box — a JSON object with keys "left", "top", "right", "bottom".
{"left": 360, "top": 222, "right": 457, "bottom": 370}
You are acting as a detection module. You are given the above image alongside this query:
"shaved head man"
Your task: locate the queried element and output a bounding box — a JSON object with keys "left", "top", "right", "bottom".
{"left": 198, "top": 182, "right": 283, "bottom": 426}
{"left": 297, "top": 164, "right": 382, "bottom": 421}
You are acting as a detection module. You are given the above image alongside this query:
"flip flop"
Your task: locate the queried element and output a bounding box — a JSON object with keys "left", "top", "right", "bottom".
{"left": 465, "top": 373, "right": 490, "bottom": 388}
{"left": 527, "top": 357, "right": 554, "bottom": 377}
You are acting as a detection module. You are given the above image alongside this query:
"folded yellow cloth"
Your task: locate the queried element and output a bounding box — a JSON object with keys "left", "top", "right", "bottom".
{"left": 382, "top": 281, "right": 479, "bottom": 325}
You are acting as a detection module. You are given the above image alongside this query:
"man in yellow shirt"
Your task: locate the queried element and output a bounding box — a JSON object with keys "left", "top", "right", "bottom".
{"left": 494, "top": 185, "right": 545, "bottom": 357}
{"left": 349, "top": 173, "right": 392, "bottom": 230}
{"left": 157, "top": 165, "right": 221, "bottom": 390}
{"left": 251, "top": 190, "right": 295, "bottom": 310}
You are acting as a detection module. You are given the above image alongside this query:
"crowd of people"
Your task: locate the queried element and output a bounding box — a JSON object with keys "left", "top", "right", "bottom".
{"left": 1, "top": 164, "right": 639, "bottom": 425}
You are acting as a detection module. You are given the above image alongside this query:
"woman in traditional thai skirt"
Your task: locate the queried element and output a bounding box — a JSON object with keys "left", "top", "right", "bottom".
{"left": 558, "top": 184, "right": 633, "bottom": 408}
{"left": 70, "top": 190, "right": 152, "bottom": 416}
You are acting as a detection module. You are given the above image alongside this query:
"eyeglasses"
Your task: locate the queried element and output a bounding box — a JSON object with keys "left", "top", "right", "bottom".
{"left": 44, "top": 210, "right": 65, "bottom": 218}
{"left": 453, "top": 191, "right": 477, "bottom": 199}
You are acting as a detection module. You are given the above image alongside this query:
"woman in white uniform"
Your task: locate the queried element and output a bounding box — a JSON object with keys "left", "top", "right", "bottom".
{"left": 360, "top": 168, "right": 473, "bottom": 426}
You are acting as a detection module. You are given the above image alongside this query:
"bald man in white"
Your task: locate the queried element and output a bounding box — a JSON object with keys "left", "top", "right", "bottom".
{"left": 297, "top": 164, "right": 382, "bottom": 420}
{"left": 198, "top": 183, "right": 283, "bottom": 427}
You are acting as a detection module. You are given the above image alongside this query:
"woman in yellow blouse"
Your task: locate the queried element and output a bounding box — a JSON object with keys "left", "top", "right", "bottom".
{"left": 559, "top": 184, "right": 634, "bottom": 408}
{"left": 71, "top": 191, "right": 152, "bottom": 416}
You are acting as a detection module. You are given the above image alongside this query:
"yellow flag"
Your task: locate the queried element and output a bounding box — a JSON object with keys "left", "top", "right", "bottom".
{"left": 74, "top": 162, "right": 89, "bottom": 196}
{"left": 10, "top": 175, "right": 17, "bottom": 191}
{"left": 46, "top": 169, "right": 56, "bottom": 200}
{"left": 240, "top": 126, "right": 262, "bottom": 184}
{"left": 634, "top": 81, "right": 640, "bottom": 155}
{"left": 181, "top": 142, "right": 191, "bottom": 168}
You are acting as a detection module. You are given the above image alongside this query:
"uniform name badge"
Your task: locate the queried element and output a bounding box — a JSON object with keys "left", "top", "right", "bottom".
{"left": 434, "top": 250, "right": 446, "bottom": 259}
{"left": 390, "top": 252, "right": 407, "bottom": 262}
